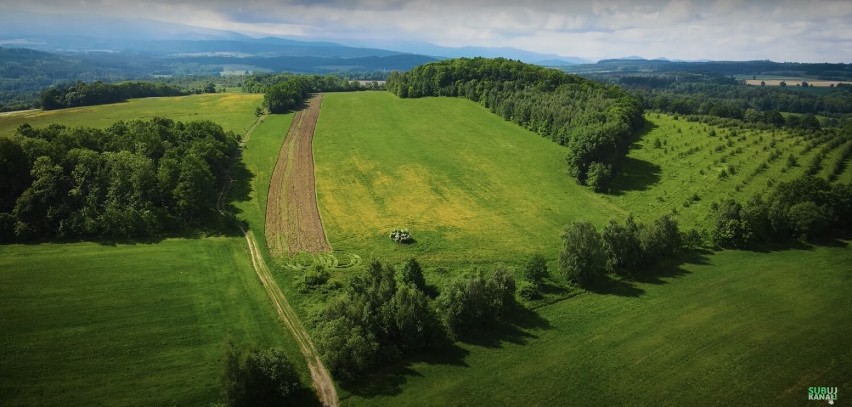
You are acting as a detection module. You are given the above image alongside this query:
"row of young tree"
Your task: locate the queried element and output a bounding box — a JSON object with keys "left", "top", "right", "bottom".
{"left": 314, "top": 258, "right": 516, "bottom": 380}
{"left": 712, "top": 176, "right": 852, "bottom": 248}
{"left": 560, "top": 215, "right": 683, "bottom": 287}
{"left": 0, "top": 118, "right": 240, "bottom": 241}
{"left": 386, "top": 58, "right": 644, "bottom": 190}
{"left": 40, "top": 81, "right": 189, "bottom": 110}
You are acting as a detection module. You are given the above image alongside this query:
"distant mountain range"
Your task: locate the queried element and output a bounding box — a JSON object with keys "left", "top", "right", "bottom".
{"left": 0, "top": 10, "right": 589, "bottom": 68}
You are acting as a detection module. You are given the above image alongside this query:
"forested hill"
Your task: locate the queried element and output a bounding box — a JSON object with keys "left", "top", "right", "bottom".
{"left": 387, "top": 58, "right": 644, "bottom": 190}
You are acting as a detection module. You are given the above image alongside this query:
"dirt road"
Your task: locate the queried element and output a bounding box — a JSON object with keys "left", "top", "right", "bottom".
{"left": 220, "top": 113, "right": 338, "bottom": 407}
{"left": 244, "top": 230, "right": 338, "bottom": 407}
{"left": 266, "top": 94, "right": 332, "bottom": 257}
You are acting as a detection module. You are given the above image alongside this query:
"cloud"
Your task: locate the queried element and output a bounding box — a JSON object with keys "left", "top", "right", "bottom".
{"left": 0, "top": 0, "right": 849, "bottom": 61}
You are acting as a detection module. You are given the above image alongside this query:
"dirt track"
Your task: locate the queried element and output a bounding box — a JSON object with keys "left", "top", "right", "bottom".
{"left": 266, "top": 94, "right": 332, "bottom": 257}
{"left": 244, "top": 230, "right": 338, "bottom": 407}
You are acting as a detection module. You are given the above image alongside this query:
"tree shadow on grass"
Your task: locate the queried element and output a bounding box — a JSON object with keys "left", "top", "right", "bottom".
{"left": 588, "top": 248, "right": 714, "bottom": 296}
{"left": 342, "top": 341, "right": 470, "bottom": 399}
{"left": 606, "top": 157, "right": 662, "bottom": 196}
{"left": 605, "top": 119, "right": 662, "bottom": 196}
{"left": 342, "top": 302, "right": 552, "bottom": 399}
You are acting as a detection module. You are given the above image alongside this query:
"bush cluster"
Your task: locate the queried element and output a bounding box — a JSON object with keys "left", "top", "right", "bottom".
{"left": 560, "top": 215, "right": 682, "bottom": 286}
{"left": 315, "top": 258, "right": 516, "bottom": 380}
{"left": 223, "top": 344, "right": 302, "bottom": 407}
{"left": 389, "top": 228, "right": 413, "bottom": 244}
{"left": 712, "top": 176, "right": 851, "bottom": 247}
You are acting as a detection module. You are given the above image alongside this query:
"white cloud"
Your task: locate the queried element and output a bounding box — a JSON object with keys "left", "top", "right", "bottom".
{"left": 0, "top": 0, "right": 849, "bottom": 61}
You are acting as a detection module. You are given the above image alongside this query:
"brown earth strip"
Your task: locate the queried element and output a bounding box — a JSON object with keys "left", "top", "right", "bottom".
{"left": 266, "top": 94, "right": 332, "bottom": 257}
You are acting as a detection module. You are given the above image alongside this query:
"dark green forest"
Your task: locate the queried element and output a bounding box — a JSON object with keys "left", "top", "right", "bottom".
{"left": 254, "top": 73, "right": 379, "bottom": 113}
{"left": 40, "top": 81, "right": 189, "bottom": 110}
{"left": 0, "top": 119, "right": 241, "bottom": 241}
{"left": 386, "top": 58, "right": 644, "bottom": 190}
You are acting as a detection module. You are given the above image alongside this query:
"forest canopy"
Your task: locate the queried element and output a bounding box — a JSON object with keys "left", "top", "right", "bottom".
{"left": 0, "top": 118, "right": 241, "bottom": 241}
{"left": 386, "top": 58, "right": 644, "bottom": 190}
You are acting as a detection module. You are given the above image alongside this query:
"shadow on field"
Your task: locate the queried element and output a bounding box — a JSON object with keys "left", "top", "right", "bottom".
{"left": 342, "top": 342, "right": 470, "bottom": 399}
{"left": 606, "top": 157, "right": 662, "bottom": 196}
{"left": 343, "top": 303, "right": 553, "bottom": 399}
{"left": 589, "top": 248, "right": 713, "bottom": 297}
{"left": 459, "top": 304, "right": 552, "bottom": 348}
{"left": 605, "top": 119, "right": 662, "bottom": 195}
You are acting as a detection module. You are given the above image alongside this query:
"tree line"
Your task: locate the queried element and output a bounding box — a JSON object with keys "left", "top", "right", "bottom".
{"left": 246, "top": 73, "right": 379, "bottom": 114}
{"left": 608, "top": 72, "right": 852, "bottom": 124}
{"left": 0, "top": 118, "right": 241, "bottom": 241}
{"left": 712, "top": 176, "right": 852, "bottom": 248}
{"left": 560, "top": 214, "right": 684, "bottom": 287}
{"left": 313, "top": 258, "right": 516, "bottom": 380}
{"left": 40, "top": 81, "right": 190, "bottom": 110}
{"left": 386, "top": 58, "right": 644, "bottom": 191}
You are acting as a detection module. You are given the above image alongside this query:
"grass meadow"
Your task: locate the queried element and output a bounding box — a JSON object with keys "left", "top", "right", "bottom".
{"left": 0, "top": 92, "right": 263, "bottom": 136}
{"left": 341, "top": 242, "right": 852, "bottom": 406}
{"left": 0, "top": 94, "right": 316, "bottom": 405}
{"left": 2, "top": 91, "right": 850, "bottom": 406}
{"left": 0, "top": 238, "right": 298, "bottom": 406}
{"left": 313, "top": 92, "right": 621, "bottom": 265}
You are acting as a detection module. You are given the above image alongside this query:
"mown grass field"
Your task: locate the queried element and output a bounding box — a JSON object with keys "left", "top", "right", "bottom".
{"left": 313, "top": 92, "right": 621, "bottom": 264}
{"left": 342, "top": 242, "right": 852, "bottom": 406}
{"left": 0, "top": 92, "right": 263, "bottom": 136}
{"left": 0, "top": 238, "right": 296, "bottom": 406}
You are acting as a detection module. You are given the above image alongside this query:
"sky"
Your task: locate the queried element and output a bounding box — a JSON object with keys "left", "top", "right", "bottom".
{"left": 1, "top": 0, "right": 850, "bottom": 62}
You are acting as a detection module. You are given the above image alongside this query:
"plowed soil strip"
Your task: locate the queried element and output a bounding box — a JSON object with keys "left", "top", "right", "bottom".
{"left": 266, "top": 94, "right": 332, "bottom": 257}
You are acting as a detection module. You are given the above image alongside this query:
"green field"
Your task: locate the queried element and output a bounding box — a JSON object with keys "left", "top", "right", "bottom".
{"left": 0, "top": 93, "right": 263, "bottom": 136}
{"left": 3, "top": 91, "right": 851, "bottom": 406}
{"left": 308, "top": 92, "right": 851, "bottom": 406}
{"left": 312, "top": 92, "right": 848, "bottom": 264}
{"left": 0, "top": 238, "right": 298, "bottom": 406}
{"left": 313, "top": 92, "right": 620, "bottom": 264}
{"left": 342, "top": 243, "right": 852, "bottom": 406}
{"left": 602, "top": 114, "right": 851, "bottom": 229}
{"left": 0, "top": 94, "right": 314, "bottom": 405}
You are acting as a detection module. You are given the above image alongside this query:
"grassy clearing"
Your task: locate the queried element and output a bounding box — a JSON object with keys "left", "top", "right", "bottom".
{"left": 342, "top": 242, "right": 852, "bottom": 406}
{"left": 313, "top": 92, "right": 620, "bottom": 265}
{"left": 0, "top": 238, "right": 300, "bottom": 406}
{"left": 0, "top": 92, "right": 263, "bottom": 136}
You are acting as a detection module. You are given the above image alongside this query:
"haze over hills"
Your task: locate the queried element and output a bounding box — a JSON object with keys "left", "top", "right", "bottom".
{"left": 0, "top": 10, "right": 588, "bottom": 65}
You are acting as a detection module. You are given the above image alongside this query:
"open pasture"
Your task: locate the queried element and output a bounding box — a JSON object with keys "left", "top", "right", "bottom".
{"left": 0, "top": 238, "right": 299, "bottom": 406}
{"left": 0, "top": 93, "right": 263, "bottom": 136}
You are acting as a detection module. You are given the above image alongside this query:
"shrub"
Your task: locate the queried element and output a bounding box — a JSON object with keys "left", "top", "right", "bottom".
{"left": 559, "top": 221, "right": 606, "bottom": 286}
{"left": 436, "top": 267, "right": 516, "bottom": 339}
{"left": 400, "top": 257, "right": 426, "bottom": 291}
{"left": 304, "top": 264, "right": 330, "bottom": 287}
{"left": 523, "top": 254, "right": 549, "bottom": 289}
{"left": 518, "top": 280, "right": 540, "bottom": 301}
{"left": 223, "top": 344, "right": 302, "bottom": 407}
{"left": 601, "top": 216, "right": 642, "bottom": 275}
{"left": 389, "top": 228, "right": 413, "bottom": 244}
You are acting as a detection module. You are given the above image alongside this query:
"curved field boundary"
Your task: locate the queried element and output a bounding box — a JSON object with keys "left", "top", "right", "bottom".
{"left": 266, "top": 94, "right": 332, "bottom": 257}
